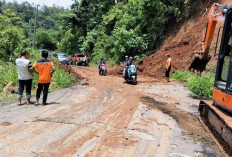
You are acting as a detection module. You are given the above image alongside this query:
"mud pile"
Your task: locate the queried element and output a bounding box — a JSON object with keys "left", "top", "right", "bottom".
{"left": 52, "top": 59, "right": 81, "bottom": 79}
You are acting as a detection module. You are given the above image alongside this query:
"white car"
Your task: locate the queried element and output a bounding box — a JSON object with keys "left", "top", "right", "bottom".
{"left": 53, "top": 53, "right": 70, "bottom": 65}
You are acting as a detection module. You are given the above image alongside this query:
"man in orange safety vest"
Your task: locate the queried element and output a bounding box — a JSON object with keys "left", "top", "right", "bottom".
{"left": 165, "top": 54, "right": 172, "bottom": 82}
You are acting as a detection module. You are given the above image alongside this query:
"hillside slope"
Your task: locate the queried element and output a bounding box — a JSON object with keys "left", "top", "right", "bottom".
{"left": 137, "top": 0, "right": 232, "bottom": 79}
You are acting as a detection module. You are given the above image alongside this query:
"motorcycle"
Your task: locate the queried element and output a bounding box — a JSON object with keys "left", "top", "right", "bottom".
{"left": 99, "top": 64, "right": 107, "bottom": 76}
{"left": 124, "top": 64, "right": 137, "bottom": 84}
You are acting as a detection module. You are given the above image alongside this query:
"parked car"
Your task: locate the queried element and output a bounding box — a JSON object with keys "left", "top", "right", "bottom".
{"left": 70, "top": 53, "right": 90, "bottom": 66}
{"left": 52, "top": 52, "right": 70, "bottom": 65}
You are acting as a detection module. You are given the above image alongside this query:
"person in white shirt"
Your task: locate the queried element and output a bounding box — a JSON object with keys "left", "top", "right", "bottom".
{"left": 16, "top": 50, "right": 33, "bottom": 105}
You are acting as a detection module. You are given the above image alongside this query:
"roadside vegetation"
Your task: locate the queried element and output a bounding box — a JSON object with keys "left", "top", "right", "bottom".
{"left": 171, "top": 71, "right": 214, "bottom": 98}
{"left": 0, "top": 1, "right": 79, "bottom": 101}
{"left": 0, "top": 50, "right": 77, "bottom": 100}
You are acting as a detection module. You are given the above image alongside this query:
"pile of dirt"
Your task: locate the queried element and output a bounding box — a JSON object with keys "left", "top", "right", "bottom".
{"left": 52, "top": 59, "right": 82, "bottom": 80}
{"left": 108, "top": 65, "right": 124, "bottom": 76}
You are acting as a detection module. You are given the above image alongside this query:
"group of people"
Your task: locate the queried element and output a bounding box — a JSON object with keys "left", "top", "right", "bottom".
{"left": 123, "top": 56, "right": 135, "bottom": 77}
{"left": 17, "top": 50, "right": 171, "bottom": 105}
{"left": 16, "top": 49, "right": 55, "bottom": 106}
{"left": 98, "top": 56, "right": 136, "bottom": 77}
{"left": 98, "top": 54, "right": 172, "bottom": 81}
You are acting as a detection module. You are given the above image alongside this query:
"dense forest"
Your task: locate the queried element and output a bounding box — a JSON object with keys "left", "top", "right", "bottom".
{"left": 0, "top": 0, "right": 201, "bottom": 62}
{"left": 60, "top": 0, "right": 201, "bottom": 62}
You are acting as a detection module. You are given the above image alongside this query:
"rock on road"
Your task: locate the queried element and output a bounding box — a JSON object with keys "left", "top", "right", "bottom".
{"left": 0, "top": 66, "right": 221, "bottom": 157}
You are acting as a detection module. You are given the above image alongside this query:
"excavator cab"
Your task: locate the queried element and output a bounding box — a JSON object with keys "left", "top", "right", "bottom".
{"left": 213, "top": 6, "right": 232, "bottom": 112}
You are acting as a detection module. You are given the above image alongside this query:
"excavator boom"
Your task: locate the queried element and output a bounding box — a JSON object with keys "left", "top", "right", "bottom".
{"left": 190, "top": 3, "right": 227, "bottom": 73}
{"left": 201, "top": 3, "right": 225, "bottom": 56}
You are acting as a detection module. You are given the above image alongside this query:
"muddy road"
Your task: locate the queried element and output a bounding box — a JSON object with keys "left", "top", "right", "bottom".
{"left": 0, "top": 66, "right": 221, "bottom": 156}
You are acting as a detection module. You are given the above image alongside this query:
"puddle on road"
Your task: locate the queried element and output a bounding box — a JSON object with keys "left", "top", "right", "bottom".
{"left": 141, "top": 96, "right": 215, "bottom": 146}
{"left": 0, "top": 122, "right": 12, "bottom": 126}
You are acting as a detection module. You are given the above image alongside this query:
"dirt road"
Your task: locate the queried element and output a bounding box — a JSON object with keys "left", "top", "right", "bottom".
{"left": 0, "top": 66, "right": 221, "bottom": 156}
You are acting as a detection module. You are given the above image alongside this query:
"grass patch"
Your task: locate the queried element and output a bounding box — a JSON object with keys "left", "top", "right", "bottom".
{"left": 171, "top": 71, "right": 214, "bottom": 98}
{"left": 171, "top": 70, "right": 190, "bottom": 82}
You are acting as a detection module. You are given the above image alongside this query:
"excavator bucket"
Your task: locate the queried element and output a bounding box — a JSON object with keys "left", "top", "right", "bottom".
{"left": 199, "top": 100, "right": 232, "bottom": 156}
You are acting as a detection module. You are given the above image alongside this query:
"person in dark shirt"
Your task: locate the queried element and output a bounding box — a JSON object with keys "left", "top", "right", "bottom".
{"left": 123, "top": 56, "right": 129, "bottom": 76}
{"left": 126, "top": 57, "right": 135, "bottom": 66}
{"left": 99, "top": 58, "right": 106, "bottom": 74}
{"left": 125, "top": 57, "right": 135, "bottom": 78}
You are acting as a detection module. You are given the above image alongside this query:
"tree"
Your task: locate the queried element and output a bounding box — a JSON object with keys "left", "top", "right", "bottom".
{"left": 0, "top": 12, "right": 23, "bottom": 60}
{"left": 36, "top": 29, "right": 56, "bottom": 50}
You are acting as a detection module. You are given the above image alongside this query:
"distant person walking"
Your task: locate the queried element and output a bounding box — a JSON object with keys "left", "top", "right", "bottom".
{"left": 32, "top": 49, "right": 56, "bottom": 105}
{"left": 165, "top": 54, "right": 172, "bottom": 82}
{"left": 16, "top": 50, "right": 33, "bottom": 105}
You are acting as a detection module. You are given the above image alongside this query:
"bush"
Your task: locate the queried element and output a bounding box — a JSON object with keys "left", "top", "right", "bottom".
{"left": 52, "top": 66, "right": 72, "bottom": 89}
{"left": 187, "top": 73, "right": 214, "bottom": 99}
{"left": 0, "top": 61, "right": 18, "bottom": 92}
{"left": 171, "top": 71, "right": 215, "bottom": 98}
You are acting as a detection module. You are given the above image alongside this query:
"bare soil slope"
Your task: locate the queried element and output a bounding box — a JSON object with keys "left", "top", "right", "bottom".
{"left": 137, "top": 0, "right": 232, "bottom": 79}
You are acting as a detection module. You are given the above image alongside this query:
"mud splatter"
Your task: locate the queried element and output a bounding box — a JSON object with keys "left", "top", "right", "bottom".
{"left": 0, "top": 122, "right": 12, "bottom": 126}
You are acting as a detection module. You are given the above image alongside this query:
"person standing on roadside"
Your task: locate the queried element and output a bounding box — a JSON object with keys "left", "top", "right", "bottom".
{"left": 32, "top": 49, "right": 56, "bottom": 105}
{"left": 16, "top": 50, "right": 33, "bottom": 106}
{"left": 165, "top": 54, "right": 172, "bottom": 82}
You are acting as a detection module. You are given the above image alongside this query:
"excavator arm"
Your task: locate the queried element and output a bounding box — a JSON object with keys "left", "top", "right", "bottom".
{"left": 199, "top": 3, "right": 225, "bottom": 59}
{"left": 190, "top": 3, "right": 227, "bottom": 72}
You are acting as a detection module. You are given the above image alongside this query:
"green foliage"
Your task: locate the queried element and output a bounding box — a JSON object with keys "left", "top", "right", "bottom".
{"left": 60, "top": 0, "right": 201, "bottom": 62}
{"left": 36, "top": 28, "right": 56, "bottom": 50}
{"left": 0, "top": 11, "right": 23, "bottom": 61}
{"left": 0, "top": 2, "right": 78, "bottom": 100}
{"left": 58, "top": 29, "right": 83, "bottom": 54}
{"left": 0, "top": 61, "right": 18, "bottom": 92}
{"left": 171, "top": 70, "right": 191, "bottom": 82}
{"left": 171, "top": 71, "right": 215, "bottom": 98}
{"left": 187, "top": 73, "right": 214, "bottom": 99}
{"left": 53, "top": 66, "right": 72, "bottom": 88}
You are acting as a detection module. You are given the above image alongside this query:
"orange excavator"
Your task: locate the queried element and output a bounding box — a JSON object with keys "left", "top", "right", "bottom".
{"left": 197, "top": 3, "right": 232, "bottom": 156}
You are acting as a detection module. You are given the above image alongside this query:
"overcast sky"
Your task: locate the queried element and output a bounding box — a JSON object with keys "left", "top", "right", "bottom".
{"left": 4, "top": 0, "right": 74, "bottom": 8}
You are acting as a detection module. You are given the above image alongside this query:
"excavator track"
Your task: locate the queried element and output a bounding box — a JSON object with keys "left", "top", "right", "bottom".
{"left": 199, "top": 100, "right": 232, "bottom": 156}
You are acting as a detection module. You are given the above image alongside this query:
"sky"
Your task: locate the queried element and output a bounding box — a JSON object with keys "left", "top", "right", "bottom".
{"left": 4, "top": 0, "right": 74, "bottom": 8}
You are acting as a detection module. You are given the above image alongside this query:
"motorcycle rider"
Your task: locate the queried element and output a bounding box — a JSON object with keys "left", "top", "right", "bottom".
{"left": 125, "top": 57, "right": 135, "bottom": 78}
{"left": 99, "top": 58, "right": 106, "bottom": 74}
{"left": 123, "top": 56, "right": 129, "bottom": 76}
{"left": 126, "top": 56, "right": 135, "bottom": 66}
